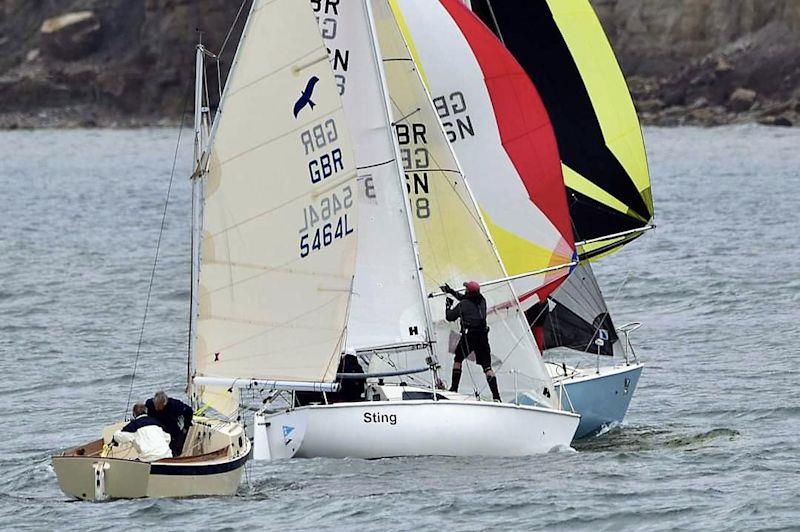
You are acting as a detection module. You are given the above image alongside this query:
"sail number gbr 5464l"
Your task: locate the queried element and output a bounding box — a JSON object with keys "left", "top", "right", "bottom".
{"left": 299, "top": 117, "right": 354, "bottom": 259}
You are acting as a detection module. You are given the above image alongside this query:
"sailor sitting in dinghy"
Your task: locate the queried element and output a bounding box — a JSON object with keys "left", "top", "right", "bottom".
{"left": 112, "top": 404, "right": 173, "bottom": 462}
{"left": 442, "top": 281, "right": 502, "bottom": 402}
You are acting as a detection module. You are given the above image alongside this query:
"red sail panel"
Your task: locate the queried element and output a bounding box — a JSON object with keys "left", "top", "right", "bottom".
{"left": 440, "top": 0, "right": 574, "bottom": 254}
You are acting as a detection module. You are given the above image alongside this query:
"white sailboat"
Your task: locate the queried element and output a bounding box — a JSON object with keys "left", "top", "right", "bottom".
{"left": 248, "top": 0, "right": 579, "bottom": 460}
{"left": 392, "top": 0, "right": 652, "bottom": 438}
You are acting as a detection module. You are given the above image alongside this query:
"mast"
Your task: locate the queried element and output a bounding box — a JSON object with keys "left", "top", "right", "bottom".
{"left": 187, "top": 42, "right": 205, "bottom": 406}
{"left": 364, "top": 0, "right": 438, "bottom": 372}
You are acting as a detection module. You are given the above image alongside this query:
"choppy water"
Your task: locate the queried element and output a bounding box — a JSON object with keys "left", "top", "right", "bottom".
{"left": 0, "top": 125, "right": 798, "bottom": 531}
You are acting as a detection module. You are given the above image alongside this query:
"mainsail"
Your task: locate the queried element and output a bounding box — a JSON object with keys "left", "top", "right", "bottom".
{"left": 314, "top": 0, "right": 431, "bottom": 354}
{"left": 371, "top": 0, "right": 556, "bottom": 405}
{"left": 194, "top": 0, "right": 359, "bottom": 388}
{"left": 391, "top": 0, "right": 575, "bottom": 306}
{"left": 472, "top": 0, "right": 654, "bottom": 259}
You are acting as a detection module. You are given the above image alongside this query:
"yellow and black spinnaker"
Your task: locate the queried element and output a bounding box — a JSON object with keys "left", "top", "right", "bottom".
{"left": 472, "top": 0, "right": 654, "bottom": 260}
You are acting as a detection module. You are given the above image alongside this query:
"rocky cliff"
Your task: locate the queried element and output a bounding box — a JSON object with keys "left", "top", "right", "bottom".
{"left": 1, "top": 0, "right": 798, "bottom": 128}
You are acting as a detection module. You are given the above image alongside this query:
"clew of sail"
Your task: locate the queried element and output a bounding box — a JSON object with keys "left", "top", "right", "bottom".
{"left": 472, "top": 0, "right": 654, "bottom": 259}
{"left": 370, "top": 0, "right": 556, "bottom": 406}
{"left": 313, "top": 0, "right": 431, "bottom": 355}
{"left": 391, "top": 0, "right": 575, "bottom": 308}
{"left": 194, "top": 0, "right": 359, "bottom": 387}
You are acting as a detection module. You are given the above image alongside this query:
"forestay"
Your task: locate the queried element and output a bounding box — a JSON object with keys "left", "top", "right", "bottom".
{"left": 195, "top": 0, "right": 359, "bottom": 385}
{"left": 313, "top": 0, "right": 430, "bottom": 353}
{"left": 392, "top": 0, "right": 576, "bottom": 307}
{"left": 471, "top": 0, "right": 654, "bottom": 259}
{"left": 370, "top": 0, "right": 555, "bottom": 406}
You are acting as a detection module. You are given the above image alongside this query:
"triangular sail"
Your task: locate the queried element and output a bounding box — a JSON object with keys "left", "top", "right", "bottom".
{"left": 314, "top": 0, "right": 430, "bottom": 353}
{"left": 195, "top": 0, "right": 359, "bottom": 385}
{"left": 391, "top": 0, "right": 575, "bottom": 307}
{"left": 472, "top": 0, "right": 654, "bottom": 258}
{"left": 528, "top": 261, "right": 619, "bottom": 356}
{"left": 370, "top": 0, "right": 555, "bottom": 406}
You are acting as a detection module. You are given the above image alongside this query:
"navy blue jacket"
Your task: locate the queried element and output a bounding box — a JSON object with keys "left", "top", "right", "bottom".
{"left": 145, "top": 397, "right": 193, "bottom": 441}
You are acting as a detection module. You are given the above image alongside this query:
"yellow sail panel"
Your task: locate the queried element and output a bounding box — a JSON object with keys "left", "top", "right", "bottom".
{"left": 482, "top": 209, "right": 570, "bottom": 274}
{"left": 198, "top": 386, "right": 240, "bottom": 418}
{"left": 547, "top": 0, "right": 652, "bottom": 210}
{"left": 562, "top": 163, "right": 647, "bottom": 222}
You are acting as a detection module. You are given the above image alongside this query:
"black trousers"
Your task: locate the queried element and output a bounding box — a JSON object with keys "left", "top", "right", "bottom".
{"left": 453, "top": 329, "right": 492, "bottom": 371}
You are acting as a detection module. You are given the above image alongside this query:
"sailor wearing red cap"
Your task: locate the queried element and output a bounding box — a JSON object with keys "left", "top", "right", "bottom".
{"left": 441, "top": 280, "right": 502, "bottom": 402}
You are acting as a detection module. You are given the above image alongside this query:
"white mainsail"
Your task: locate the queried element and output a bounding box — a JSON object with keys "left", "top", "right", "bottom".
{"left": 194, "top": 0, "right": 359, "bottom": 387}
{"left": 369, "top": 0, "right": 556, "bottom": 406}
{"left": 314, "top": 0, "right": 431, "bottom": 353}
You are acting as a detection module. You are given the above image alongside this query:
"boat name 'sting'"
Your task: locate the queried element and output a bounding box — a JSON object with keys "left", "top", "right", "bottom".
{"left": 363, "top": 412, "right": 398, "bottom": 425}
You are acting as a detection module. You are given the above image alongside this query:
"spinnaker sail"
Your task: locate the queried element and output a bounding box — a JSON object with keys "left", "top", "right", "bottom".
{"left": 528, "top": 261, "right": 619, "bottom": 356}
{"left": 195, "top": 0, "right": 359, "bottom": 386}
{"left": 392, "top": 0, "right": 575, "bottom": 306}
{"left": 472, "top": 0, "right": 654, "bottom": 259}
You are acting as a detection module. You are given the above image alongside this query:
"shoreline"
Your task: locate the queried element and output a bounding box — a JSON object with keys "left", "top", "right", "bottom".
{"left": 0, "top": 105, "right": 795, "bottom": 130}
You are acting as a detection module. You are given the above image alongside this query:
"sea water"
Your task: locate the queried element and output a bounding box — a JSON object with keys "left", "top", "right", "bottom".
{"left": 0, "top": 125, "right": 798, "bottom": 530}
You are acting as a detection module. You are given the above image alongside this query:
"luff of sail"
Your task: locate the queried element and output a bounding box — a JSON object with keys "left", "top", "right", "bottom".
{"left": 313, "top": 0, "right": 431, "bottom": 354}
{"left": 472, "top": 0, "right": 654, "bottom": 259}
{"left": 370, "top": 0, "right": 556, "bottom": 406}
{"left": 195, "top": 0, "right": 359, "bottom": 386}
{"left": 391, "top": 0, "right": 575, "bottom": 307}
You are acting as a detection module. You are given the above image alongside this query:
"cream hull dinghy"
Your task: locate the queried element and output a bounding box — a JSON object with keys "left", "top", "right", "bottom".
{"left": 254, "top": 385, "right": 579, "bottom": 460}
{"left": 52, "top": 417, "right": 251, "bottom": 501}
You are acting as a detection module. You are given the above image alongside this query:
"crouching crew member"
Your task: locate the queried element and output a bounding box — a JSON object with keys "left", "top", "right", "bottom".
{"left": 442, "top": 280, "right": 502, "bottom": 402}
{"left": 112, "top": 403, "right": 172, "bottom": 462}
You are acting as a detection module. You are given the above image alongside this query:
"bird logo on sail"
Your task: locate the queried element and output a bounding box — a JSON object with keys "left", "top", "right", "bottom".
{"left": 293, "top": 76, "right": 320, "bottom": 118}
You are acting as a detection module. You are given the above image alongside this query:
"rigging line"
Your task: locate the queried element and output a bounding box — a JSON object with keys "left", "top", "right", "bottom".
{"left": 125, "top": 81, "right": 193, "bottom": 418}
{"left": 483, "top": 0, "right": 505, "bottom": 45}
{"left": 217, "top": 0, "right": 249, "bottom": 62}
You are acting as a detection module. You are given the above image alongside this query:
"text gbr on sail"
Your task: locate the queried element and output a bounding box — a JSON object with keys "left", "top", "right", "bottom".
{"left": 302, "top": 118, "right": 343, "bottom": 184}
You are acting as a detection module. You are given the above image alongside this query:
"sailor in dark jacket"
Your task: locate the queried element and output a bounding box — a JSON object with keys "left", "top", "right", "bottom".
{"left": 442, "top": 280, "right": 502, "bottom": 402}
{"left": 146, "top": 391, "right": 193, "bottom": 457}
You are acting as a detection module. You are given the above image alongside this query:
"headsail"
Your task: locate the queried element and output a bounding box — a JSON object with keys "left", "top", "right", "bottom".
{"left": 527, "top": 261, "right": 619, "bottom": 356}
{"left": 194, "top": 0, "right": 359, "bottom": 386}
{"left": 370, "top": 0, "right": 556, "bottom": 406}
{"left": 391, "top": 0, "right": 575, "bottom": 306}
{"left": 472, "top": 0, "right": 654, "bottom": 259}
{"left": 313, "top": 0, "right": 431, "bottom": 354}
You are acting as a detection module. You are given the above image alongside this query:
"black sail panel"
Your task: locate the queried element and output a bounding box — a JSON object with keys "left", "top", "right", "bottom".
{"left": 527, "top": 262, "right": 618, "bottom": 356}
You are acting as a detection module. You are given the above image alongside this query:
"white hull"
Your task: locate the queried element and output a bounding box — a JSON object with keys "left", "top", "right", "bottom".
{"left": 254, "top": 399, "right": 579, "bottom": 459}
